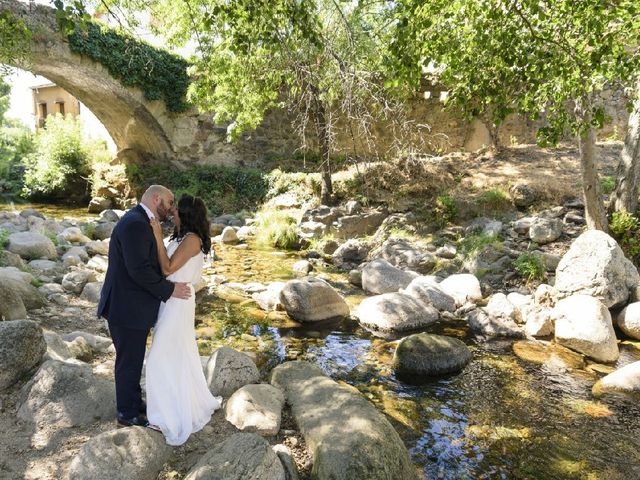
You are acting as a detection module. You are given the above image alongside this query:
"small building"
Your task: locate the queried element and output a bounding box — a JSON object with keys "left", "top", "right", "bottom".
{"left": 31, "top": 82, "right": 81, "bottom": 128}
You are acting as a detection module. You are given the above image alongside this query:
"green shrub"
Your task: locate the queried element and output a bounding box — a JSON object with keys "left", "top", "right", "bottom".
{"left": 265, "top": 168, "right": 321, "bottom": 202}
{"left": 514, "top": 252, "right": 546, "bottom": 282}
{"left": 601, "top": 175, "right": 616, "bottom": 195}
{"left": 434, "top": 193, "right": 458, "bottom": 227}
{"left": 0, "top": 228, "right": 9, "bottom": 248}
{"left": 478, "top": 187, "right": 511, "bottom": 215}
{"left": 130, "top": 163, "right": 268, "bottom": 216}
{"left": 0, "top": 119, "right": 34, "bottom": 195}
{"left": 609, "top": 210, "right": 640, "bottom": 260}
{"left": 457, "top": 232, "right": 500, "bottom": 256}
{"left": 255, "top": 210, "right": 300, "bottom": 250}
{"left": 81, "top": 223, "right": 96, "bottom": 240}
{"left": 22, "top": 114, "right": 91, "bottom": 201}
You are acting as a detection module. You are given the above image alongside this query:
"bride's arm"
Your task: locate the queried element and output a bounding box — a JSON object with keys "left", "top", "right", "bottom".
{"left": 150, "top": 220, "right": 201, "bottom": 276}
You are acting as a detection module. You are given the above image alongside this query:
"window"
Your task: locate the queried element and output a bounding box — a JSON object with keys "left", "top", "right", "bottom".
{"left": 56, "top": 101, "right": 65, "bottom": 115}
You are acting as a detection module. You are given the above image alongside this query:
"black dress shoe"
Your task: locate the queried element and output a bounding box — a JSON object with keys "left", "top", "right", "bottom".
{"left": 117, "top": 413, "right": 149, "bottom": 428}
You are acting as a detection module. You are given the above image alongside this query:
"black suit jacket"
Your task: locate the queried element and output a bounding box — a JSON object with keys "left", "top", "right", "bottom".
{"left": 97, "top": 205, "right": 174, "bottom": 330}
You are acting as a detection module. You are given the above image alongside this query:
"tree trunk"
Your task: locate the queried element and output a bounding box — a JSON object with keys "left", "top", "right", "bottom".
{"left": 576, "top": 98, "right": 609, "bottom": 232}
{"left": 314, "top": 100, "right": 333, "bottom": 205}
{"left": 610, "top": 84, "right": 640, "bottom": 214}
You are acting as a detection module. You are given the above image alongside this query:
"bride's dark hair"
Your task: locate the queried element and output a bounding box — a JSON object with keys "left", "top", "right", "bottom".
{"left": 171, "top": 193, "right": 211, "bottom": 255}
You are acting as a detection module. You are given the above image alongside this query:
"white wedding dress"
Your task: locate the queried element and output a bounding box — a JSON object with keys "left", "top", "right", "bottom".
{"left": 146, "top": 238, "right": 221, "bottom": 446}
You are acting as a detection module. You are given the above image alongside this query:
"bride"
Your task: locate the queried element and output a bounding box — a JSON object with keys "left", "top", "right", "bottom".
{"left": 146, "top": 193, "right": 221, "bottom": 445}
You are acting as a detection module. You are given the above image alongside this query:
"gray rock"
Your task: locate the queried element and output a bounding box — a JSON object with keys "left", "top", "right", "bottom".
{"left": 98, "top": 209, "right": 121, "bottom": 223}
{"left": 63, "top": 331, "right": 113, "bottom": 353}
{"left": 331, "top": 239, "right": 371, "bottom": 269}
{"left": 62, "top": 246, "right": 89, "bottom": 264}
{"left": 272, "top": 444, "right": 299, "bottom": 480}
{"left": 43, "top": 330, "right": 72, "bottom": 361}
{"left": 402, "top": 276, "right": 456, "bottom": 313}
{"left": 0, "top": 268, "right": 46, "bottom": 311}
{"left": 205, "top": 347, "right": 260, "bottom": 398}
{"left": 393, "top": 333, "right": 472, "bottom": 377}
{"left": 252, "top": 282, "right": 286, "bottom": 311}
{"left": 292, "top": 260, "right": 313, "bottom": 275}
{"left": 7, "top": 231, "right": 57, "bottom": 260}
{"left": 616, "top": 302, "right": 640, "bottom": 340}
{"left": 19, "top": 208, "right": 45, "bottom": 219}
{"left": 331, "top": 211, "right": 387, "bottom": 239}
{"left": 225, "top": 384, "right": 285, "bottom": 436}
{"left": 270, "top": 362, "right": 418, "bottom": 480}
{"left": 440, "top": 273, "right": 483, "bottom": 306}
{"left": 344, "top": 200, "right": 362, "bottom": 215}
{"left": 94, "top": 221, "right": 116, "bottom": 240}
{"left": 81, "top": 282, "right": 104, "bottom": 303}
{"left": 18, "top": 360, "right": 116, "bottom": 427}
{"left": 436, "top": 245, "right": 457, "bottom": 259}
{"left": 510, "top": 183, "right": 538, "bottom": 208}
{"left": 88, "top": 197, "right": 113, "bottom": 213}
{"left": 87, "top": 255, "right": 109, "bottom": 272}
{"left": 298, "top": 221, "right": 327, "bottom": 239}
{"left": 39, "top": 282, "right": 65, "bottom": 297}
{"left": 513, "top": 217, "right": 534, "bottom": 235}
{"left": 68, "top": 427, "right": 170, "bottom": 480}
{"left": 213, "top": 214, "right": 244, "bottom": 227}
{"left": 553, "top": 295, "right": 619, "bottom": 363}
{"left": 348, "top": 269, "right": 362, "bottom": 287}
{"left": 0, "top": 281, "right": 27, "bottom": 320}
{"left": 522, "top": 304, "right": 554, "bottom": 337}
{"left": 356, "top": 292, "right": 439, "bottom": 332}
{"left": 280, "top": 277, "right": 350, "bottom": 322}
{"left": 0, "top": 320, "right": 46, "bottom": 390}
{"left": 185, "top": 433, "right": 285, "bottom": 480}
{"left": 555, "top": 230, "right": 640, "bottom": 308}
{"left": 28, "top": 259, "right": 60, "bottom": 276}
{"left": 467, "top": 308, "right": 524, "bottom": 338}
{"left": 85, "top": 240, "right": 109, "bottom": 256}
{"left": 485, "top": 293, "right": 521, "bottom": 323}
{"left": 529, "top": 217, "right": 563, "bottom": 244}
{"left": 361, "top": 258, "right": 419, "bottom": 294}
{"left": 465, "top": 217, "right": 502, "bottom": 236}
{"left": 58, "top": 227, "right": 91, "bottom": 244}
{"left": 221, "top": 226, "right": 239, "bottom": 244}
{"left": 67, "top": 336, "right": 94, "bottom": 362}
{"left": 62, "top": 270, "right": 97, "bottom": 294}
{"left": 370, "top": 238, "right": 437, "bottom": 274}
{"left": 593, "top": 361, "right": 640, "bottom": 398}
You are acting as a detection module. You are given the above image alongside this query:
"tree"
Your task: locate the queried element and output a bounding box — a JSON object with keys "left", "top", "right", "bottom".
{"left": 610, "top": 83, "right": 640, "bottom": 215}
{"left": 0, "top": 9, "right": 32, "bottom": 73}
{"left": 391, "top": 0, "right": 640, "bottom": 231}
{"left": 88, "top": 0, "right": 407, "bottom": 205}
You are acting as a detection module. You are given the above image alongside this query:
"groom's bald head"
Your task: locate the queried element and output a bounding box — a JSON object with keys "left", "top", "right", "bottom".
{"left": 141, "top": 185, "right": 174, "bottom": 221}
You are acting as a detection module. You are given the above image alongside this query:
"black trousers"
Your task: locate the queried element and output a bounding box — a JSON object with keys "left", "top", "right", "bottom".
{"left": 108, "top": 323, "right": 149, "bottom": 418}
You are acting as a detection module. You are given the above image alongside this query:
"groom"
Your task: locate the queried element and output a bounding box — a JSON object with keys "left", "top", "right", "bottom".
{"left": 98, "top": 185, "right": 192, "bottom": 427}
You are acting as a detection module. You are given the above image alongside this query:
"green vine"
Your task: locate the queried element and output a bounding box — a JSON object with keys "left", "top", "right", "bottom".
{"left": 67, "top": 22, "right": 190, "bottom": 112}
{"left": 0, "top": 10, "right": 32, "bottom": 72}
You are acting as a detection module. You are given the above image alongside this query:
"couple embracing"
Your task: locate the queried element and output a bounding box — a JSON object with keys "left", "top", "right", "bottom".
{"left": 97, "top": 185, "right": 221, "bottom": 446}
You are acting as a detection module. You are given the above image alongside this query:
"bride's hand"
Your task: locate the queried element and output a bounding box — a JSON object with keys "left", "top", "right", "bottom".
{"left": 150, "top": 218, "right": 163, "bottom": 239}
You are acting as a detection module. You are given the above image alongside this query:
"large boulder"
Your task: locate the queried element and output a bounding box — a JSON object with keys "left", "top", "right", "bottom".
{"left": 439, "top": 274, "right": 483, "bottom": 306}
{"left": 331, "top": 211, "right": 387, "bottom": 239}
{"left": 0, "top": 268, "right": 46, "bottom": 310}
{"left": 0, "top": 281, "right": 27, "bottom": 320}
{"left": 184, "top": 433, "right": 285, "bottom": 480}
{"left": 616, "top": 302, "right": 640, "bottom": 340}
{"left": 205, "top": 347, "right": 260, "bottom": 398}
{"left": 370, "top": 238, "right": 436, "bottom": 274}
{"left": 356, "top": 292, "right": 438, "bottom": 332}
{"left": 332, "top": 239, "right": 371, "bottom": 269}
{"left": 0, "top": 320, "right": 46, "bottom": 390}
{"left": 553, "top": 295, "right": 619, "bottom": 363}
{"left": 402, "top": 276, "right": 456, "bottom": 313}
{"left": 361, "top": 259, "right": 419, "bottom": 295}
{"left": 555, "top": 230, "right": 640, "bottom": 308}
{"left": 279, "top": 277, "right": 350, "bottom": 322}
{"left": 68, "top": 427, "right": 171, "bottom": 480}
{"left": 393, "top": 333, "right": 472, "bottom": 378}
{"left": 529, "top": 217, "right": 563, "bottom": 244}
{"left": 18, "top": 360, "right": 116, "bottom": 427}
{"left": 221, "top": 226, "right": 239, "bottom": 244}
{"left": 271, "top": 362, "right": 418, "bottom": 480}
{"left": 592, "top": 361, "right": 640, "bottom": 398}
{"left": 252, "top": 282, "right": 286, "bottom": 311}
{"left": 225, "top": 384, "right": 285, "bottom": 436}
{"left": 7, "top": 231, "right": 57, "bottom": 260}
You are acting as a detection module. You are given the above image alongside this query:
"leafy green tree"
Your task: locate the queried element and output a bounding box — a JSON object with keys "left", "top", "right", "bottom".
{"left": 391, "top": 0, "right": 640, "bottom": 231}
{"left": 88, "top": 0, "right": 405, "bottom": 205}
{"left": 22, "top": 114, "right": 91, "bottom": 201}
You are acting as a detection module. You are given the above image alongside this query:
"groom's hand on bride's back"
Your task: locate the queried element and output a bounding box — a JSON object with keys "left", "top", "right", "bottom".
{"left": 171, "top": 282, "right": 192, "bottom": 299}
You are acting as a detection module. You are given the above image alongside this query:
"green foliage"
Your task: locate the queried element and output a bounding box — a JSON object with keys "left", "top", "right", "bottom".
{"left": 0, "top": 11, "right": 32, "bottom": 72}
{"left": 478, "top": 188, "right": 512, "bottom": 216}
{"left": 129, "top": 163, "right": 268, "bottom": 216}
{"left": 514, "top": 252, "right": 546, "bottom": 282}
{"left": 81, "top": 223, "right": 96, "bottom": 240}
{"left": 22, "top": 114, "right": 91, "bottom": 201}
{"left": 434, "top": 193, "right": 458, "bottom": 227}
{"left": 601, "top": 175, "right": 616, "bottom": 195}
{"left": 391, "top": 1, "right": 640, "bottom": 144}
{"left": 255, "top": 209, "right": 300, "bottom": 250}
{"left": 0, "top": 228, "right": 9, "bottom": 249}
{"left": 457, "top": 232, "right": 499, "bottom": 256}
{"left": 609, "top": 210, "right": 640, "bottom": 260}
{"left": 66, "top": 21, "right": 190, "bottom": 112}
{"left": 264, "top": 169, "right": 321, "bottom": 203}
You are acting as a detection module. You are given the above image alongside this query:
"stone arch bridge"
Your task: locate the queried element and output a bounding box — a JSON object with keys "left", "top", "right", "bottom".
{"left": 0, "top": 0, "right": 297, "bottom": 167}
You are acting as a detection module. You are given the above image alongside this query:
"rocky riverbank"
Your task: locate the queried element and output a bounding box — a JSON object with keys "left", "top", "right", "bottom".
{"left": 2, "top": 180, "right": 640, "bottom": 478}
